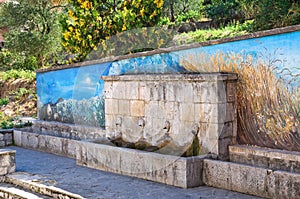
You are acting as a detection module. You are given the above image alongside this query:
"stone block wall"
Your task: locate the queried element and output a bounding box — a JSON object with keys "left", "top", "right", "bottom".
{"left": 30, "top": 120, "right": 106, "bottom": 140}
{"left": 103, "top": 73, "right": 238, "bottom": 159}
{"left": 14, "top": 130, "right": 82, "bottom": 159}
{"left": 203, "top": 159, "right": 300, "bottom": 199}
{"left": 0, "top": 149, "right": 15, "bottom": 176}
{"left": 76, "top": 140, "right": 205, "bottom": 188}
{"left": 0, "top": 130, "right": 13, "bottom": 147}
{"left": 229, "top": 145, "right": 300, "bottom": 173}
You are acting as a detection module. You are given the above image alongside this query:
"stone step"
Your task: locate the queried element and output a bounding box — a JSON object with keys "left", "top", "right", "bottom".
{"left": 5, "top": 172, "right": 85, "bottom": 199}
{"left": 0, "top": 183, "right": 50, "bottom": 199}
{"left": 229, "top": 145, "right": 300, "bottom": 173}
{"left": 203, "top": 159, "right": 300, "bottom": 199}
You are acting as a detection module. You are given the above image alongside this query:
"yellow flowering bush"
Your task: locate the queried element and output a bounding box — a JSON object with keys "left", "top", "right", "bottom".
{"left": 61, "top": 0, "right": 164, "bottom": 61}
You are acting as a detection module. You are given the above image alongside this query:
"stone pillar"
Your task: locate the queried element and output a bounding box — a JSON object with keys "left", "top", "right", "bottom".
{"left": 102, "top": 73, "right": 237, "bottom": 160}
{"left": 0, "top": 149, "right": 16, "bottom": 176}
{"left": 0, "top": 130, "right": 13, "bottom": 147}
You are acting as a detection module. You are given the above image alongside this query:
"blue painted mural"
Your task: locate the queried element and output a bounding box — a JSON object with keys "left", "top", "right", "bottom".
{"left": 37, "top": 29, "right": 299, "bottom": 150}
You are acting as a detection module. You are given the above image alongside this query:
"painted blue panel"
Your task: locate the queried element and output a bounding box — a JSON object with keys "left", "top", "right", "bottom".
{"left": 37, "top": 62, "right": 111, "bottom": 105}
{"left": 108, "top": 53, "right": 186, "bottom": 75}
{"left": 176, "top": 31, "right": 300, "bottom": 86}
{"left": 37, "top": 30, "right": 300, "bottom": 127}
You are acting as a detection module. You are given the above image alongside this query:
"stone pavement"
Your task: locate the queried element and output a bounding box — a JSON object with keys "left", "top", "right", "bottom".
{"left": 7, "top": 146, "right": 261, "bottom": 199}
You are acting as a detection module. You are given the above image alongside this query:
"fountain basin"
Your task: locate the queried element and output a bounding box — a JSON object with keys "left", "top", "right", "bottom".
{"left": 76, "top": 140, "right": 206, "bottom": 188}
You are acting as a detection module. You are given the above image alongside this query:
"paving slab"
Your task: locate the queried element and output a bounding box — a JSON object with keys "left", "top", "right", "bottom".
{"left": 7, "top": 146, "right": 261, "bottom": 199}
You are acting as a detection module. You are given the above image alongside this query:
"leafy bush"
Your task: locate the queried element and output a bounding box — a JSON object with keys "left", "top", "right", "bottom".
{"left": 0, "top": 0, "right": 64, "bottom": 67}
{"left": 176, "top": 10, "right": 202, "bottom": 23}
{"left": 205, "top": 0, "right": 244, "bottom": 26}
{"left": 61, "top": 0, "right": 163, "bottom": 61}
{"left": 175, "top": 20, "right": 252, "bottom": 44}
{"left": 251, "top": 0, "right": 300, "bottom": 30}
{"left": 0, "top": 112, "right": 33, "bottom": 129}
{"left": 0, "top": 69, "right": 36, "bottom": 81}
{"left": 9, "top": 88, "right": 33, "bottom": 100}
{"left": 0, "top": 98, "right": 9, "bottom": 106}
{"left": 162, "top": 0, "right": 204, "bottom": 23}
{"left": 0, "top": 49, "right": 38, "bottom": 71}
{"left": 0, "top": 112, "right": 13, "bottom": 129}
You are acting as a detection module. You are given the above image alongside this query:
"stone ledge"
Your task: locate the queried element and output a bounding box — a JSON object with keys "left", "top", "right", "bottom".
{"left": 203, "top": 159, "right": 300, "bottom": 199}
{"left": 6, "top": 172, "right": 84, "bottom": 199}
{"left": 76, "top": 141, "right": 205, "bottom": 188}
{"left": 102, "top": 73, "right": 238, "bottom": 82}
{"left": 28, "top": 120, "right": 106, "bottom": 140}
{"left": 229, "top": 145, "right": 300, "bottom": 172}
{"left": 13, "top": 130, "right": 81, "bottom": 159}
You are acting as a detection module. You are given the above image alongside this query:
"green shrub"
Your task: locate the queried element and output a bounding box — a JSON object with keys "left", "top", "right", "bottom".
{"left": 175, "top": 20, "right": 252, "bottom": 44}
{"left": 61, "top": 0, "right": 164, "bottom": 61}
{"left": 205, "top": 0, "right": 244, "bottom": 26}
{"left": 241, "top": 0, "right": 300, "bottom": 31}
{"left": 0, "top": 112, "right": 13, "bottom": 129}
{"left": 0, "top": 69, "right": 36, "bottom": 81}
{"left": 176, "top": 10, "right": 202, "bottom": 23}
{"left": 0, "top": 98, "right": 9, "bottom": 106}
{"left": 0, "top": 49, "right": 38, "bottom": 71}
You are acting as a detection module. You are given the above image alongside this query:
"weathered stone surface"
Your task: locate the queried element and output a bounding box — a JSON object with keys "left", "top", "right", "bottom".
{"left": 7, "top": 146, "right": 263, "bottom": 199}
{"left": 0, "top": 149, "right": 15, "bottom": 176}
{"left": 229, "top": 145, "right": 300, "bottom": 173}
{"left": 27, "top": 120, "right": 106, "bottom": 140}
{"left": 0, "top": 130, "right": 14, "bottom": 147}
{"left": 203, "top": 159, "right": 300, "bottom": 199}
{"left": 130, "top": 100, "right": 145, "bottom": 117}
{"left": 6, "top": 172, "right": 84, "bottom": 199}
{"left": 104, "top": 74, "right": 238, "bottom": 160}
{"left": 13, "top": 130, "right": 81, "bottom": 158}
{"left": 76, "top": 141, "right": 204, "bottom": 188}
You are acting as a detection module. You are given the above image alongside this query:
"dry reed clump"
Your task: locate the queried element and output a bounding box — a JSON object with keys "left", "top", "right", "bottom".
{"left": 180, "top": 52, "right": 300, "bottom": 151}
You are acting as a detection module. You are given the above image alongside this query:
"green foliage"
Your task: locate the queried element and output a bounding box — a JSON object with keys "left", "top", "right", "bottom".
{"left": 162, "top": 0, "right": 204, "bottom": 23}
{"left": 0, "top": 49, "right": 38, "bottom": 71}
{"left": 0, "top": 112, "right": 13, "bottom": 129}
{"left": 205, "top": 0, "right": 244, "bottom": 25}
{"left": 0, "top": 112, "right": 33, "bottom": 129}
{"left": 176, "top": 10, "right": 202, "bottom": 23}
{"left": 0, "top": 69, "right": 36, "bottom": 81}
{"left": 9, "top": 88, "right": 32, "bottom": 100}
{"left": 249, "top": 0, "right": 300, "bottom": 30}
{"left": 0, "top": 0, "right": 65, "bottom": 67}
{"left": 61, "top": 0, "right": 164, "bottom": 61}
{"left": 176, "top": 20, "right": 252, "bottom": 44}
{"left": 0, "top": 98, "right": 9, "bottom": 106}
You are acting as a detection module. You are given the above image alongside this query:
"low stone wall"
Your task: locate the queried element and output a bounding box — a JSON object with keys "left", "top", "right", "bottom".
{"left": 203, "top": 159, "right": 300, "bottom": 199}
{"left": 76, "top": 141, "right": 204, "bottom": 188}
{"left": 229, "top": 145, "right": 300, "bottom": 173}
{"left": 0, "top": 149, "right": 15, "bottom": 177}
{"left": 0, "top": 130, "right": 13, "bottom": 147}
{"left": 13, "top": 130, "right": 81, "bottom": 158}
{"left": 103, "top": 73, "right": 238, "bottom": 160}
{"left": 29, "top": 120, "right": 106, "bottom": 140}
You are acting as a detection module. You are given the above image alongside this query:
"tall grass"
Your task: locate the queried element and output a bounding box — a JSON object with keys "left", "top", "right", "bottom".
{"left": 181, "top": 52, "right": 300, "bottom": 151}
